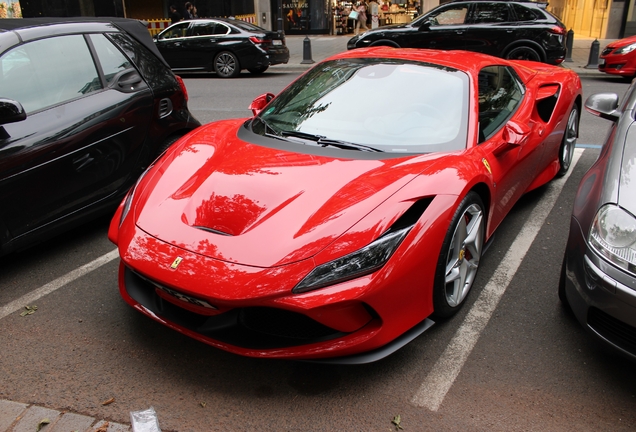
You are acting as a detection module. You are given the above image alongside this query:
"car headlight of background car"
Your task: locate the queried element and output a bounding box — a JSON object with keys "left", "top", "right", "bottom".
{"left": 292, "top": 225, "right": 412, "bottom": 294}
{"left": 614, "top": 43, "right": 636, "bottom": 55}
{"left": 588, "top": 204, "right": 636, "bottom": 276}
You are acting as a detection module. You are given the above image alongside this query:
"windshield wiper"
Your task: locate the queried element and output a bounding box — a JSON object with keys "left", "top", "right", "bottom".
{"left": 281, "top": 130, "right": 383, "bottom": 152}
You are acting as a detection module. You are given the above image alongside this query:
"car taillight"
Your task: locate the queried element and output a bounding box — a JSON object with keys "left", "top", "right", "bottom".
{"left": 175, "top": 75, "right": 189, "bottom": 102}
{"left": 249, "top": 36, "right": 271, "bottom": 44}
{"left": 549, "top": 25, "right": 566, "bottom": 35}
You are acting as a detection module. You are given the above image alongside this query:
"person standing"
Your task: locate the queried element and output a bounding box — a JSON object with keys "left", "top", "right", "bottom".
{"left": 169, "top": 5, "right": 182, "bottom": 25}
{"left": 354, "top": 1, "right": 368, "bottom": 35}
{"left": 183, "top": 2, "right": 194, "bottom": 20}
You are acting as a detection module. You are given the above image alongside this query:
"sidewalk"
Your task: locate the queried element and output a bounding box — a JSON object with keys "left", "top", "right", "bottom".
{"left": 276, "top": 34, "right": 615, "bottom": 77}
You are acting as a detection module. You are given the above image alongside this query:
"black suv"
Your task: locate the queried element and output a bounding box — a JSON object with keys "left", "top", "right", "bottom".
{"left": 347, "top": 0, "right": 567, "bottom": 65}
{"left": 0, "top": 18, "right": 200, "bottom": 255}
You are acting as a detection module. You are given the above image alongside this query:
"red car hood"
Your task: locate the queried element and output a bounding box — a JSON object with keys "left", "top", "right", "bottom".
{"left": 135, "top": 120, "right": 439, "bottom": 268}
{"left": 607, "top": 35, "right": 636, "bottom": 50}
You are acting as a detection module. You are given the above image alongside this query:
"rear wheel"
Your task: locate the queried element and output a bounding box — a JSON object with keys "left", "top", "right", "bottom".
{"left": 557, "top": 105, "right": 579, "bottom": 176}
{"left": 214, "top": 51, "right": 240, "bottom": 78}
{"left": 433, "top": 192, "right": 485, "bottom": 318}
{"left": 505, "top": 46, "right": 541, "bottom": 62}
{"left": 248, "top": 65, "right": 269, "bottom": 74}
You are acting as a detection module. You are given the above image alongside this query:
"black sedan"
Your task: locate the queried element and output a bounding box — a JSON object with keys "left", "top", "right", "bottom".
{"left": 560, "top": 85, "right": 636, "bottom": 359}
{"left": 347, "top": 0, "right": 567, "bottom": 65}
{"left": 0, "top": 18, "right": 200, "bottom": 256}
{"left": 154, "top": 18, "right": 290, "bottom": 78}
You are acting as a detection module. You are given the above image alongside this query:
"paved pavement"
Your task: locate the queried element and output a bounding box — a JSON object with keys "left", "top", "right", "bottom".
{"left": 0, "top": 34, "right": 618, "bottom": 432}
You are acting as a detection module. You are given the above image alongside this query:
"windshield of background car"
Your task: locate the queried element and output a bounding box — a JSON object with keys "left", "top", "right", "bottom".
{"left": 252, "top": 58, "right": 469, "bottom": 154}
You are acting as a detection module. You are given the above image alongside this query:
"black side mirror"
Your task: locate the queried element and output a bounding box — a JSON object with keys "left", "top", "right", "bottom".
{"left": 419, "top": 18, "right": 434, "bottom": 30}
{"left": 0, "top": 98, "right": 26, "bottom": 126}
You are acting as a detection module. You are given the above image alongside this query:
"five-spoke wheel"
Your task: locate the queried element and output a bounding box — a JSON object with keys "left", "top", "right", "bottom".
{"left": 558, "top": 105, "right": 579, "bottom": 176}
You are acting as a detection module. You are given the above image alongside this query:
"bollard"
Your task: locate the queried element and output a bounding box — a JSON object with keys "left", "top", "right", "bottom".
{"left": 300, "top": 36, "right": 315, "bottom": 64}
{"left": 565, "top": 29, "right": 574, "bottom": 62}
{"left": 585, "top": 39, "right": 600, "bottom": 69}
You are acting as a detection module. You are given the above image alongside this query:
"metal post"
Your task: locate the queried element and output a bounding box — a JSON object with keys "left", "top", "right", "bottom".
{"left": 301, "top": 36, "right": 315, "bottom": 64}
{"left": 565, "top": 29, "right": 574, "bottom": 62}
{"left": 277, "top": 0, "right": 284, "bottom": 34}
{"left": 585, "top": 39, "right": 600, "bottom": 69}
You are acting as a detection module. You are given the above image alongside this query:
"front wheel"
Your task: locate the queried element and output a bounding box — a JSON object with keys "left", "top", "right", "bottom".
{"left": 433, "top": 192, "right": 485, "bottom": 319}
{"left": 557, "top": 105, "right": 579, "bottom": 176}
{"left": 505, "top": 46, "right": 541, "bottom": 62}
{"left": 214, "top": 51, "right": 240, "bottom": 78}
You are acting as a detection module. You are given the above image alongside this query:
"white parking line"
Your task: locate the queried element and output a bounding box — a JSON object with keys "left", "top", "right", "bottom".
{"left": 411, "top": 149, "right": 583, "bottom": 411}
{"left": 0, "top": 249, "right": 119, "bottom": 321}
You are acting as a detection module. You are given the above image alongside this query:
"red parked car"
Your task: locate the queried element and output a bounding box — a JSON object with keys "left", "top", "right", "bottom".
{"left": 109, "top": 48, "right": 582, "bottom": 363}
{"left": 599, "top": 35, "right": 636, "bottom": 79}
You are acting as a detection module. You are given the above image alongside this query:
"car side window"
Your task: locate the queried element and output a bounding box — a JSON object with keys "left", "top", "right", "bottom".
{"left": 213, "top": 23, "right": 230, "bottom": 35}
{"left": 511, "top": 4, "right": 539, "bottom": 21}
{"left": 478, "top": 66, "right": 524, "bottom": 142}
{"left": 190, "top": 22, "right": 217, "bottom": 36}
{"left": 471, "top": 3, "right": 510, "bottom": 24}
{"left": 89, "top": 34, "right": 132, "bottom": 84}
{"left": 159, "top": 22, "right": 189, "bottom": 39}
{"left": 427, "top": 5, "right": 469, "bottom": 25}
{"left": 0, "top": 35, "right": 101, "bottom": 114}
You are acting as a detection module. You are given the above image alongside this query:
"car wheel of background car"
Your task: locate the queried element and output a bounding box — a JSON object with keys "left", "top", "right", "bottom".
{"left": 433, "top": 192, "right": 485, "bottom": 319}
{"left": 557, "top": 105, "right": 579, "bottom": 176}
{"left": 155, "top": 134, "right": 182, "bottom": 158}
{"left": 558, "top": 256, "right": 570, "bottom": 308}
{"left": 214, "top": 51, "right": 240, "bottom": 78}
{"left": 505, "top": 46, "right": 542, "bottom": 62}
{"left": 248, "top": 65, "right": 269, "bottom": 74}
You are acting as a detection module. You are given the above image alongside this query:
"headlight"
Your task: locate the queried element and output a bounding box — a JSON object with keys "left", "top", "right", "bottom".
{"left": 614, "top": 43, "right": 636, "bottom": 55}
{"left": 292, "top": 226, "right": 411, "bottom": 294}
{"left": 588, "top": 204, "right": 636, "bottom": 276}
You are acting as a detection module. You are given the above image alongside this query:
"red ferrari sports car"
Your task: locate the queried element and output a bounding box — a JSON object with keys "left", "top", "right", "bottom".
{"left": 109, "top": 48, "right": 582, "bottom": 363}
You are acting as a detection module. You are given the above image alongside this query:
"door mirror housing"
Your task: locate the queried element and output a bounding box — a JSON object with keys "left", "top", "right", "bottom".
{"left": 585, "top": 93, "right": 620, "bottom": 121}
{"left": 0, "top": 98, "right": 26, "bottom": 126}
{"left": 249, "top": 92, "right": 275, "bottom": 116}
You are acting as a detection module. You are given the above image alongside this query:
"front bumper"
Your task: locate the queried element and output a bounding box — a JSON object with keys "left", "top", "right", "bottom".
{"left": 599, "top": 55, "right": 636, "bottom": 77}
{"left": 564, "top": 216, "right": 636, "bottom": 359}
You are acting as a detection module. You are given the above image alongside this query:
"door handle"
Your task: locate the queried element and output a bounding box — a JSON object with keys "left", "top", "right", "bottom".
{"left": 507, "top": 30, "right": 513, "bottom": 33}
{"left": 209, "top": 39, "right": 216, "bottom": 42}
{"left": 456, "top": 30, "right": 464, "bottom": 34}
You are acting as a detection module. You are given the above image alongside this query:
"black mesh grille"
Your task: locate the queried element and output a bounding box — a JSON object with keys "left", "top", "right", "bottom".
{"left": 588, "top": 307, "right": 636, "bottom": 355}
{"left": 124, "top": 267, "right": 351, "bottom": 349}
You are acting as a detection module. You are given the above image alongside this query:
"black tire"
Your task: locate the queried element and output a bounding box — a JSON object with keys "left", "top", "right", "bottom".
{"left": 557, "top": 104, "right": 579, "bottom": 177}
{"left": 248, "top": 65, "right": 269, "bottom": 74}
{"left": 214, "top": 51, "right": 240, "bottom": 78}
{"left": 155, "top": 135, "right": 181, "bottom": 158}
{"left": 505, "top": 46, "right": 542, "bottom": 62}
{"left": 558, "top": 255, "right": 570, "bottom": 307}
{"left": 432, "top": 192, "right": 485, "bottom": 319}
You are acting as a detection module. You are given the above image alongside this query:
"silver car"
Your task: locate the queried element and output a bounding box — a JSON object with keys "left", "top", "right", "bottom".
{"left": 560, "top": 83, "right": 636, "bottom": 359}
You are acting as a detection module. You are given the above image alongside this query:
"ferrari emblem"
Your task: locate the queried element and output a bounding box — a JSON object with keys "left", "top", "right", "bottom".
{"left": 482, "top": 158, "right": 492, "bottom": 174}
{"left": 459, "top": 249, "right": 465, "bottom": 261}
{"left": 170, "top": 256, "right": 183, "bottom": 269}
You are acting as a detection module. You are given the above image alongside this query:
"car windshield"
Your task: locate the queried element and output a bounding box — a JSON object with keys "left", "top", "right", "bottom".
{"left": 252, "top": 58, "right": 469, "bottom": 154}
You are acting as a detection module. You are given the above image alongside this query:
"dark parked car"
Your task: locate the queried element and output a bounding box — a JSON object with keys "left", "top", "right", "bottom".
{"left": 154, "top": 18, "right": 290, "bottom": 78}
{"left": 560, "top": 84, "right": 636, "bottom": 360}
{"left": 0, "top": 18, "right": 200, "bottom": 256}
{"left": 347, "top": 0, "right": 567, "bottom": 65}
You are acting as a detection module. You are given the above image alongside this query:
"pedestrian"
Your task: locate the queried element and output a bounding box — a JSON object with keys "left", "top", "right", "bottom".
{"left": 169, "top": 4, "right": 182, "bottom": 25}
{"left": 355, "top": 1, "right": 368, "bottom": 35}
{"left": 184, "top": 2, "right": 194, "bottom": 20}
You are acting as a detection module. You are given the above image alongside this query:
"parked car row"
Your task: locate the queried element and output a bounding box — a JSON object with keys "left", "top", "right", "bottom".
{"left": 1, "top": 15, "right": 635, "bottom": 365}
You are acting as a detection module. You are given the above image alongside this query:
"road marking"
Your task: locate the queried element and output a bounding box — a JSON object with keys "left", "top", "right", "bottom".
{"left": 411, "top": 149, "right": 583, "bottom": 411}
{"left": 0, "top": 249, "right": 119, "bottom": 321}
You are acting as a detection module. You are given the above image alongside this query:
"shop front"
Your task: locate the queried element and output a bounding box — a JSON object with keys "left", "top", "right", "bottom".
{"left": 271, "top": 0, "right": 330, "bottom": 34}
{"left": 332, "top": 1, "right": 420, "bottom": 35}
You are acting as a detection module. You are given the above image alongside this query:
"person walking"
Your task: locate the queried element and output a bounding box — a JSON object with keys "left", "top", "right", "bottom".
{"left": 169, "top": 4, "right": 182, "bottom": 24}
{"left": 354, "top": 1, "right": 368, "bottom": 35}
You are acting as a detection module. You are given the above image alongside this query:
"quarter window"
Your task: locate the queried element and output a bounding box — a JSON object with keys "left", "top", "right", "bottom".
{"left": 89, "top": 34, "right": 132, "bottom": 84}
{"left": 512, "top": 4, "right": 539, "bottom": 21}
{"left": 0, "top": 35, "right": 101, "bottom": 113}
{"left": 478, "top": 66, "right": 524, "bottom": 141}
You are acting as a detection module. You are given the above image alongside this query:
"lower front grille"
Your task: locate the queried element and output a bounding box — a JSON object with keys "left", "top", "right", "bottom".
{"left": 588, "top": 307, "right": 636, "bottom": 355}
{"left": 124, "top": 267, "right": 347, "bottom": 349}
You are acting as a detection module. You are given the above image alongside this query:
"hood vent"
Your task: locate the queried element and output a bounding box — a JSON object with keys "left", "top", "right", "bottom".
{"left": 158, "top": 98, "right": 173, "bottom": 119}
{"left": 194, "top": 225, "right": 233, "bottom": 236}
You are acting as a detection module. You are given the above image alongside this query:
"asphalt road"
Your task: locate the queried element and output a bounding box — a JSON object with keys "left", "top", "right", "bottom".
{"left": 1, "top": 74, "right": 635, "bottom": 432}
